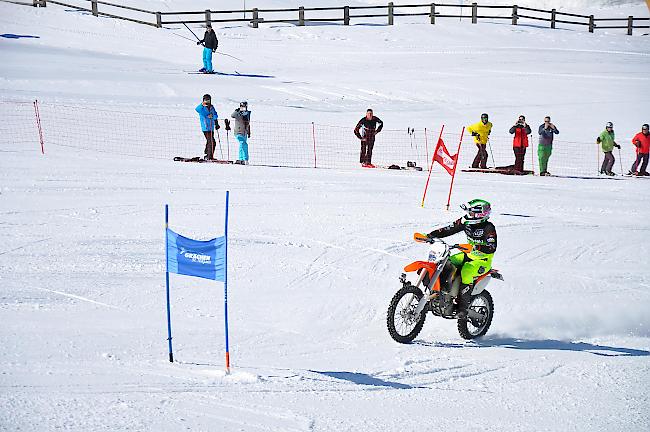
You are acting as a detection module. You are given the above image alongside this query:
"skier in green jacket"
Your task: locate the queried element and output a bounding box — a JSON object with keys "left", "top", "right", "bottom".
{"left": 597, "top": 122, "right": 620, "bottom": 176}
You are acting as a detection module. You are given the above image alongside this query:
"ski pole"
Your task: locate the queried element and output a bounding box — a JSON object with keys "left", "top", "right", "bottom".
{"left": 216, "top": 51, "right": 244, "bottom": 62}
{"left": 183, "top": 22, "right": 202, "bottom": 44}
{"left": 617, "top": 146, "right": 623, "bottom": 175}
{"left": 487, "top": 137, "right": 496, "bottom": 167}
{"left": 216, "top": 127, "right": 224, "bottom": 160}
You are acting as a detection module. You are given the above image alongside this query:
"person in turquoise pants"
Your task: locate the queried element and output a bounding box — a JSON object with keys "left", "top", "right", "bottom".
{"left": 231, "top": 101, "right": 251, "bottom": 164}
{"left": 427, "top": 199, "right": 497, "bottom": 318}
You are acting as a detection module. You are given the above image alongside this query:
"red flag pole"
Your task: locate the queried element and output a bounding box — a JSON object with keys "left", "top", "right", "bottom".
{"left": 421, "top": 125, "right": 445, "bottom": 208}
{"left": 445, "top": 127, "right": 465, "bottom": 210}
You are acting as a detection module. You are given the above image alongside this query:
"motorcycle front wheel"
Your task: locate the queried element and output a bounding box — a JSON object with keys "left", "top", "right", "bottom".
{"left": 457, "top": 290, "right": 494, "bottom": 340}
{"left": 387, "top": 284, "right": 426, "bottom": 344}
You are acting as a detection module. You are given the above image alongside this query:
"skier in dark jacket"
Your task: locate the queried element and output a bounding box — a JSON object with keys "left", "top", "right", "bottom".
{"left": 426, "top": 199, "right": 496, "bottom": 318}
{"left": 354, "top": 109, "right": 383, "bottom": 167}
{"left": 509, "top": 115, "right": 532, "bottom": 174}
{"left": 197, "top": 24, "right": 218, "bottom": 74}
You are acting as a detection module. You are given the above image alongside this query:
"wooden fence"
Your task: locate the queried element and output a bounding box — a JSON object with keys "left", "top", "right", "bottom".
{"left": 7, "top": 0, "right": 650, "bottom": 36}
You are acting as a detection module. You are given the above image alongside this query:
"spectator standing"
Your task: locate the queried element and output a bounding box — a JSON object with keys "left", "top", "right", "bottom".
{"left": 232, "top": 101, "right": 251, "bottom": 165}
{"left": 597, "top": 122, "right": 620, "bottom": 176}
{"left": 629, "top": 123, "right": 650, "bottom": 176}
{"left": 509, "top": 115, "right": 532, "bottom": 174}
{"left": 197, "top": 24, "right": 218, "bottom": 74}
{"left": 354, "top": 109, "right": 383, "bottom": 167}
{"left": 537, "top": 116, "right": 559, "bottom": 176}
{"left": 195, "top": 94, "right": 219, "bottom": 160}
{"left": 467, "top": 113, "right": 492, "bottom": 169}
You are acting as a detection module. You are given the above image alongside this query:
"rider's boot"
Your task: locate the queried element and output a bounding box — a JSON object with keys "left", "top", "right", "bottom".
{"left": 456, "top": 283, "right": 473, "bottom": 319}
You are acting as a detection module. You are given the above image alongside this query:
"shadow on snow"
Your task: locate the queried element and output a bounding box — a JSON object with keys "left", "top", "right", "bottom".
{"left": 415, "top": 338, "right": 650, "bottom": 357}
{"left": 310, "top": 370, "right": 414, "bottom": 389}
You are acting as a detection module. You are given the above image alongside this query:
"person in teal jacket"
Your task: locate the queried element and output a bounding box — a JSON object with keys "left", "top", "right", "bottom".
{"left": 597, "top": 122, "right": 620, "bottom": 176}
{"left": 195, "top": 94, "right": 220, "bottom": 160}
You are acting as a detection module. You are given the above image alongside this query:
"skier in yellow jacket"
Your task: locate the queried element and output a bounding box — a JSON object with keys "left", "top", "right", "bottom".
{"left": 467, "top": 113, "right": 493, "bottom": 169}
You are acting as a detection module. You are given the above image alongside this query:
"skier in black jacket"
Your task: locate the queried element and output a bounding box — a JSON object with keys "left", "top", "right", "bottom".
{"left": 197, "top": 24, "right": 218, "bottom": 74}
{"left": 354, "top": 108, "right": 383, "bottom": 167}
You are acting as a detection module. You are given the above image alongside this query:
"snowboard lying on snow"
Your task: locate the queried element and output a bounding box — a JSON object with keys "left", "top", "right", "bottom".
{"left": 174, "top": 156, "right": 232, "bottom": 164}
{"left": 462, "top": 166, "right": 534, "bottom": 176}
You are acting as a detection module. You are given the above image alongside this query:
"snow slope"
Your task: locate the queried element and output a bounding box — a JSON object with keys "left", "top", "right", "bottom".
{"left": 1, "top": 1, "right": 649, "bottom": 431}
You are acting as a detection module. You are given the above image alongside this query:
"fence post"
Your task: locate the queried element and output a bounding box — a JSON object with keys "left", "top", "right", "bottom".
{"left": 156, "top": 12, "right": 162, "bottom": 28}
{"left": 627, "top": 16, "right": 633, "bottom": 35}
{"left": 471, "top": 3, "right": 477, "bottom": 24}
{"left": 430, "top": 3, "right": 435, "bottom": 25}
{"left": 299, "top": 6, "right": 305, "bottom": 26}
{"left": 344, "top": 6, "right": 350, "bottom": 25}
{"left": 252, "top": 8, "right": 259, "bottom": 28}
{"left": 205, "top": 10, "right": 211, "bottom": 27}
{"left": 512, "top": 5, "right": 518, "bottom": 25}
{"left": 551, "top": 9, "right": 556, "bottom": 29}
{"left": 588, "top": 15, "right": 594, "bottom": 33}
{"left": 388, "top": 2, "right": 394, "bottom": 25}
{"left": 91, "top": 0, "right": 98, "bottom": 17}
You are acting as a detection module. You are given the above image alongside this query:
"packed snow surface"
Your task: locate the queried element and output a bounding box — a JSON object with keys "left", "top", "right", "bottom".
{"left": 1, "top": 0, "right": 649, "bottom": 431}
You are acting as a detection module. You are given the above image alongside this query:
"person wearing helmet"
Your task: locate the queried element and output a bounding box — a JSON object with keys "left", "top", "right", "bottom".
{"left": 232, "top": 101, "right": 251, "bottom": 164}
{"left": 467, "top": 113, "right": 492, "bottom": 169}
{"left": 195, "top": 94, "right": 219, "bottom": 160}
{"left": 629, "top": 124, "right": 650, "bottom": 176}
{"left": 597, "top": 122, "right": 620, "bottom": 176}
{"left": 426, "top": 199, "right": 497, "bottom": 318}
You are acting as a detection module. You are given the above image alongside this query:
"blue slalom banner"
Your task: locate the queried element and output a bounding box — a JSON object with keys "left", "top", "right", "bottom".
{"left": 166, "top": 230, "right": 226, "bottom": 282}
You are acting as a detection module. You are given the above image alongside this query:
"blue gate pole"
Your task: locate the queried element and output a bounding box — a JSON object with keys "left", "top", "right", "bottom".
{"left": 165, "top": 205, "right": 174, "bottom": 363}
{"left": 224, "top": 191, "right": 231, "bottom": 373}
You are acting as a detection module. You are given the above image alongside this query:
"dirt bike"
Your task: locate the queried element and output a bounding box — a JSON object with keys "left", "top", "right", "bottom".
{"left": 387, "top": 233, "right": 503, "bottom": 342}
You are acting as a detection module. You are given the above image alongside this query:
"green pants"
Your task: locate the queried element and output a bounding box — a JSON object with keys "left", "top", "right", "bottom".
{"left": 449, "top": 252, "right": 492, "bottom": 285}
{"left": 538, "top": 145, "right": 552, "bottom": 173}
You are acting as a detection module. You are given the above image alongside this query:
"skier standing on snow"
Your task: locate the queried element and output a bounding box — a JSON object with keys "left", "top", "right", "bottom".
{"left": 196, "top": 24, "right": 218, "bottom": 74}
{"left": 537, "top": 116, "right": 559, "bottom": 176}
{"left": 232, "top": 101, "right": 251, "bottom": 165}
{"left": 195, "top": 94, "right": 219, "bottom": 160}
{"left": 629, "top": 123, "right": 650, "bottom": 176}
{"left": 354, "top": 108, "right": 383, "bottom": 167}
{"left": 597, "top": 122, "right": 620, "bottom": 176}
{"left": 509, "top": 115, "right": 532, "bottom": 174}
{"left": 467, "top": 113, "right": 492, "bottom": 169}
{"left": 426, "top": 199, "right": 497, "bottom": 319}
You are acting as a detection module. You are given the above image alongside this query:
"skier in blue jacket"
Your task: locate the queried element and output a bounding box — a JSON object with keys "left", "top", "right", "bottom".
{"left": 195, "top": 94, "right": 219, "bottom": 160}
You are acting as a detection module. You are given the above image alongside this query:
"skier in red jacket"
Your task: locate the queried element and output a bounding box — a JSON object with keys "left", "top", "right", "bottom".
{"left": 508, "top": 115, "right": 531, "bottom": 174}
{"left": 629, "top": 123, "right": 650, "bottom": 176}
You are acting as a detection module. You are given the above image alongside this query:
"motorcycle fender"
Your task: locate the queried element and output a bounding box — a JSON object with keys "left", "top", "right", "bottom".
{"left": 472, "top": 274, "right": 491, "bottom": 295}
{"left": 404, "top": 261, "right": 437, "bottom": 278}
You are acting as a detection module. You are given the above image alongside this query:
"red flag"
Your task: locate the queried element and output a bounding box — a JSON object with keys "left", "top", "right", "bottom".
{"left": 433, "top": 138, "right": 458, "bottom": 176}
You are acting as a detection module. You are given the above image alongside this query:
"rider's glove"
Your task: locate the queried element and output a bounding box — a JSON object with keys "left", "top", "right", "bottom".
{"left": 426, "top": 232, "right": 438, "bottom": 239}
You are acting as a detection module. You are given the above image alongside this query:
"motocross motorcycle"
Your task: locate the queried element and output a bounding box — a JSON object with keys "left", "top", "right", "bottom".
{"left": 387, "top": 233, "right": 503, "bottom": 342}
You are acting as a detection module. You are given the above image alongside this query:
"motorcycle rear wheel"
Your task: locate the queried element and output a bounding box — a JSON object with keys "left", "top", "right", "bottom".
{"left": 387, "top": 284, "right": 426, "bottom": 344}
{"left": 457, "top": 290, "right": 494, "bottom": 340}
